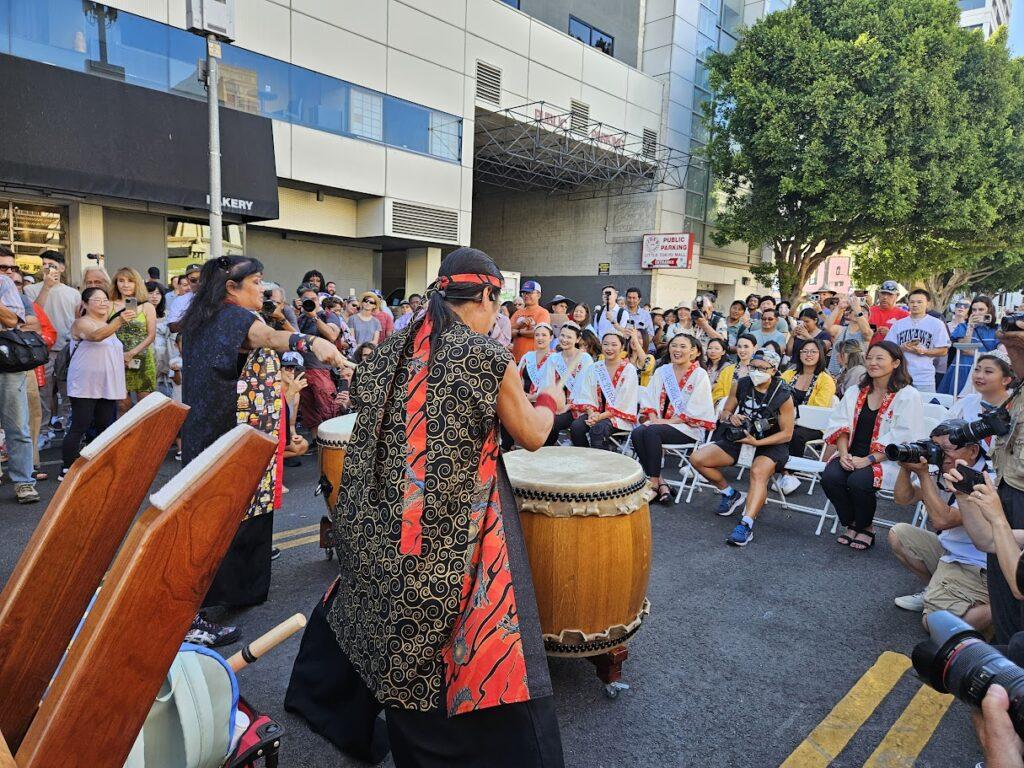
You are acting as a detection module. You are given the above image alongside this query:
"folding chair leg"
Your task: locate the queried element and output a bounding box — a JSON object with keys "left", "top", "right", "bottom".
{"left": 815, "top": 500, "right": 834, "bottom": 536}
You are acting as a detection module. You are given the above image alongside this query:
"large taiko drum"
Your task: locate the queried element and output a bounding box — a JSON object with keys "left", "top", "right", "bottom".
{"left": 504, "top": 447, "right": 653, "bottom": 659}
{"left": 316, "top": 413, "right": 357, "bottom": 513}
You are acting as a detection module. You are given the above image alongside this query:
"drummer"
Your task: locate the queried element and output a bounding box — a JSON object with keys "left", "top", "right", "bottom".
{"left": 570, "top": 331, "right": 639, "bottom": 450}
{"left": 544, "top": 321, "right": 593, "bottom": 446}
{"left": 633, "top": 333, "right": 716, "bottom": 503}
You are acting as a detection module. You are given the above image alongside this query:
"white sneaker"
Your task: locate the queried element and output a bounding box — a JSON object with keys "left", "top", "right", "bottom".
{"left": 774, "top": 474, "right": 802, "bottom": 495}
{"left": 894, "top": 591, "right": 926, "bottom": 612}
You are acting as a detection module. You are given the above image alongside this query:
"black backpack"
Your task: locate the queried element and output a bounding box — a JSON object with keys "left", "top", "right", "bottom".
{"left": 0, "top": 328, "right": 48, "bottom": 373}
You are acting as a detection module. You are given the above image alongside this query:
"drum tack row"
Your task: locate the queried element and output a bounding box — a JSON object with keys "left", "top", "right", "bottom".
{"left": 316, "top": 416, "right": 653, "bottom": 699}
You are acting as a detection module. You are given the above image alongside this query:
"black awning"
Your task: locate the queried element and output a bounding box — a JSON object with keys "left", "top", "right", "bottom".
{"left": 0, "top": 53, "right": 279, "bottom": 221}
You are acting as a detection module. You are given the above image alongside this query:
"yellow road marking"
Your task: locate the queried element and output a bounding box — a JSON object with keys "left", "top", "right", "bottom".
{"left": 275, "top": 534, "right": 321, "bottom": 551}
{"left": 272, "top": 523, "right": 319, "bottom": 541}
{"left": 780, "top": 651, "right": 911, "bottom": 768}
{"left": 863, "top": 684, "right": 953, "bottom": 768}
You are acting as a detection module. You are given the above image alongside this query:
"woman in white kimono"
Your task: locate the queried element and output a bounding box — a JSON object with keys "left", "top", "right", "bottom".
{"left": 545, "top": 321, "right": 594, "bottom": 445}
{"left": 570, "top": 331, "right": 639, "bottom": 450}
{"left": 822, "top": 340, "right": 923, "bottom": 551}
{"left": 633, "top": 333, "right": 716, "bottom": 503}
{"left": 501, "top": 323, "right": 556, "bottom": 450}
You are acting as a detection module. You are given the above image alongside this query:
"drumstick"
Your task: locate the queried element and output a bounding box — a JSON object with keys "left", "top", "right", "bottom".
{"left": 227, "top": 613, "right": 307, "bottom": 672}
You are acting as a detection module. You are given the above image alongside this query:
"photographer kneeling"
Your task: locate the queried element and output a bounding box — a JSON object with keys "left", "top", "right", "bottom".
{"left": 689, "top": 347, "right": 794, "bottom": 547}
{"left": 888, "top": 419, "right": 991, "bottom": 632}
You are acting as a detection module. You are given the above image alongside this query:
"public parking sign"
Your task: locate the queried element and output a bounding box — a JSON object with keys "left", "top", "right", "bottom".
{"left": 641, "top": 233, "right": 697, "bottom": 270}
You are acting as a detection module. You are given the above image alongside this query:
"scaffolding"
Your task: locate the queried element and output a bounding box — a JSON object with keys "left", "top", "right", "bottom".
{"left": 473, "top": 102, "right": 691, "bottom": 199}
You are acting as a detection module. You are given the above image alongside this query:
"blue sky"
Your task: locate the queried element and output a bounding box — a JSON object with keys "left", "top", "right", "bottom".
{"left": 1012, "top": 11, "right": 1023, "bottom": 55}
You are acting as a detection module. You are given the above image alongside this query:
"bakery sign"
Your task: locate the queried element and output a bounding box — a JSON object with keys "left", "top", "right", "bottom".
{"left": 641, "top": 233, "right": 698, "bottom": 270}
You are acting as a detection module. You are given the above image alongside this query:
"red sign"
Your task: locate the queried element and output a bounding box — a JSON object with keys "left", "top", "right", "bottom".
{"left": 641, "top": 233, "right": 697, "bottom": 270}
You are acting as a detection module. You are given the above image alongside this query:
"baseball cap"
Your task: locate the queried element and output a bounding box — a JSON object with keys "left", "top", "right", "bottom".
{"left": 184, "top": 263, "right": 203, "bottom": 275}
{"left": 879, "top": 280, "right": 900, "bottom": 294}
{"left": 281, "top": 351, "right": 304, "bottom": 368}
{"left": 521, "top": 280, "right": 542, "bottom": 294}
{"left": 752, "top": 348, "right": 781, "bottom": 369}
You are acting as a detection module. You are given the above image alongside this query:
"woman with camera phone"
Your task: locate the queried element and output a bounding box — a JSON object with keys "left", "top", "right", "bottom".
{"left": 109, "top": 266, "right": 157, "bottom": 413}
{"left": 634, "top": 333, "right": 716, "bottom": 504}
{"left": 940, "top": 296, "right": 1002, "bottom": 395}
{"left": 711, "top": 333, "right": 758, "bottom": 402}
{"left": 689, "top": 347, "right": 794, "bottom": 547}
{"left": 570, "top": 331, "right": 639, "bottom": 450}
{"left": 823, "top": 341, "right": 922, "bottom": 551}
{"left": 544, "top": 321, "right": 593, "bottom": 446}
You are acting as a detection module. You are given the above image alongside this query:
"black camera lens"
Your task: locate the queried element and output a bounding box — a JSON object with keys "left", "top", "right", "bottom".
{"left": 301, "top": 298, "right": 317, "bottom": 313}
{"left": 885, "top": 440, "right": 943, "bottom": 465}
{"left": 947, "top": 407, "right": 1012, "bottom": 447}
{"left": 1000, "top": 313, "right": 1024, "bottom": 332}
{"left": 263, "top": 289, "right": 273, "bottom": 300}
{"left": 691, "top": 309, "right": 703, "bottom": 322}
{"left": 261, "top": 300, "right": 276, "bottom": 315}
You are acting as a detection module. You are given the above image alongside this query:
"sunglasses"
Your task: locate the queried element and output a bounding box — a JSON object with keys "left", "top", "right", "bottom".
{"left": 0, "top": 264, "right": 16, "bottom": 272}
{"left": 187, "top": 276, "right": 200, "bottom": 284}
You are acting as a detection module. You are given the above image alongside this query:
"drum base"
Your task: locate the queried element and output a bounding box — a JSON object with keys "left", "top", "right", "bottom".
{"left": 589, "top": 646, "right": 631, "bottom": 698}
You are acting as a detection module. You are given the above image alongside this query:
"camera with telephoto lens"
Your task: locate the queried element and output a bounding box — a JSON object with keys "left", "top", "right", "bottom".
{"left": 724, "top": 415, "right": 775, "bottom": 442}
{"left": 884, "top": 439, "right": 945, "bottom": 465}
{"left": 691, "top": 309, "right": 704, "bottom": 323}
{"left": 261, "top": 289, "right": 276, "bottom": 316}
{"left": 946, "top": 406, "right": 1013, "bottom": 447}
{"left": 301, "top": 298, "right": 317, "bottom": 313}
{"left": 1000, "top": 313, "right": 1024, "bottom": 332}
{"left": 913, "top": 611, "right": 1024, "bottom": 738}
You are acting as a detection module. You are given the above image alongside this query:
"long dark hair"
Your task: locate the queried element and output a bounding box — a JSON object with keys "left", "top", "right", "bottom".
{"left": 417, "top": 248, "right": 503, "bottom": 356}
{"left": 704, "top": 338, "right": 727, "bottom": 371}
{"left": 145, "top": 280, "right": 166, "bottom": 318}
{"left": 179, "top": 256, "right": 264, "bottom": 338}
{"left": 860, "top": 340, "right": 912, "bottom": 393}
{"left": 580, "top": 329, "right": 602, "bottom": 358}
{"left": 301, "top": 269, "right": 326, "bottom": 289}
{"left": 796, "top": 339, "right": 827, "bottom": 376}
{"left": 970, "top": 295, "right": 998, "bottom": 329}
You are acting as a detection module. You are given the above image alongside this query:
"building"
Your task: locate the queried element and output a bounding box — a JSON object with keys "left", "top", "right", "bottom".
{"left": 958, "top": 0, "right": 1011, "bottom": 37}
{"left": 802, "top": 255, "right": 853, "bottom": 296}
{"left": 0, "top": 0, "right": 671, "bottom": 302}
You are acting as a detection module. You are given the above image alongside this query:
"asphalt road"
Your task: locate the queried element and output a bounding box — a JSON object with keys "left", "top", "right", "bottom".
{"left": 0, "top": 444, "right": 983, "bottom": 767}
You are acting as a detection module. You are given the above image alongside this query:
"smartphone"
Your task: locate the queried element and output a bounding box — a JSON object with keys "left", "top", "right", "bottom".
{"left": 953, "top": 465, "right": 987, "bottom": 494}
{"left": 125, "top": 296, "right": 138, "bottom": 310}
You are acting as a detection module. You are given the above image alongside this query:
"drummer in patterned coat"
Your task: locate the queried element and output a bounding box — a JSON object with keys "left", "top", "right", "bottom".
{"left": 569, "top": 330, "right": 640, "bottom": 450}
{"left": 285, "top": 248, "right": 566, "bottom": 768}
{"left": 544, "top": 321, "right": 593, "bottom": 446}
{"left": 633, "top": 333, "right": 717, "bottom": 504}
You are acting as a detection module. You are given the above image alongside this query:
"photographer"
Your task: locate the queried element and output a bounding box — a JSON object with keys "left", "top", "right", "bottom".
{"left": 889, "top": 420, "right": 991, "bottom": 631}
{"left": 594, "top": 285, "right": 628, "bottom": 339}
{"left": 295, "top": 283, "right": 343, "bottom": 441}
{"left": 825, "top": 293, "right": 871, "bottom": 377}
{"left": 688, "top": 348, "right": 794, "bottom": 547}
{"left": 692, "top": 295, "right": 727, "bottom": 346}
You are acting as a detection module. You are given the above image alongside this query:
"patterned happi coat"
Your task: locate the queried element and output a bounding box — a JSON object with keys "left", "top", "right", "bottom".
{"left": 328, "top": 317, "right": 551, "bottom": 715}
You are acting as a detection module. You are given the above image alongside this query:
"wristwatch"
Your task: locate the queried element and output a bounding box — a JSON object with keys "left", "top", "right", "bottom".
{"left": 868, "top": 455, "right": 879, "bottom": 465}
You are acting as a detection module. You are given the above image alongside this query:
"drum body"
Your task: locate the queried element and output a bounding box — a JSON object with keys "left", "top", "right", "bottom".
{"left": 316, "top": 413, "right": 357, "bottom": 513}
{"left": 504, "top": 447, "right": 653, "bottom": 658}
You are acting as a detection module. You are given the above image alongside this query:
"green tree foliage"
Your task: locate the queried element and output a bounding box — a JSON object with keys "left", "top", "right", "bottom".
{"left": 705, "top": 0, "right": 1024, "bottom": 304}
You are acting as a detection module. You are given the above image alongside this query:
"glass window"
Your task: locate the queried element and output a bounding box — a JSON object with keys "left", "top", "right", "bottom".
{"left": 166, "top": 218, "right": 244, "bottom": 276}
{"left": 568, "top": 16, "right": 590, "bottom": 45}
{"left": 684, "top": 216, "right": 705, "bottom": 243}
{"left": 500, "top": 0, "right": 520, "bottom": 6}
{"left": 591, "top": 29, "right": 614, "bottom": 55}
{"left": 384, "top": 98, "right": 430, "bottom": 154}
{"left": 691, "top": 111, "right": 710, "bottom": 143}
{"left": 568, "top": 15, "right": 614, "bottom": 55}
{"left": 696, "top": 32, "right": 717, "bottom": 61}
{"left": 685, "top": 192, "right": 705, "bottom": 219}
{"left": 0, "top": 201, "right": 67, "bottom": 275}
{"left": 958, "top": 0, "right": 986, "bottom": 9}
{"left": 168, "top": 27, "right": 205, "bottom": 100}
{"left": 719, "top": 31, "right": 737, "bottom": 55}
{"left": 722, "top": 0, "right": 743, "bottom": 36}
{"left": 429, "top": 111, "right": 461, "bottom": 161}
{"left": 219, "top": 43, "right": 289, "bottom": 118}
{"left": 350, "top": 87, "right": 383, "bottom": 141}
{"left": 698, "top": 6, "right": 718, "bottom": 38}
{"left": 289, "top": 66, "right": 347, "bottom": 134}
{"left": 686, "top": 164, "right": 709, "bottom": 194}
{"left": 694, "top": 63, "right": 711, "bottom": 91}
{"left": 766, "top": 0, "right": 790, "bottom": 13}
{"left": 11, "top": 0, "right": 91, "bottom": 74}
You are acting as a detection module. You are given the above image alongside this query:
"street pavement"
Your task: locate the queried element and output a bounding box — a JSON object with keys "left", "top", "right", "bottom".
{"left": 0, "top": 444, "right": 983, "bottom": 767}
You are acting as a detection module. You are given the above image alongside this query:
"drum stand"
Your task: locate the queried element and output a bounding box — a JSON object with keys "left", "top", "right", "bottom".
{"left": 588, "top": 646, "right": 630, "bottom": 699}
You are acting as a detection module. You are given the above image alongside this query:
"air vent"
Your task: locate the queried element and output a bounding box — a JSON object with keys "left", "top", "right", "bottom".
{"left": 475, "top": 60, "right": 502, "bottom": 107}
{"left": 391, "top": 202, "right": 460, "bottom": 243}
{"left": 570, "top": 100, "right": 590, "bottom": 133}
{"left": 642, "top": 128, "right": 658, "bottom": 159}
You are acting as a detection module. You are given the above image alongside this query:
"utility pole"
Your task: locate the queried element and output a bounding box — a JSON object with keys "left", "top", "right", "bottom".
{"left": 206, "top": 34, "right": 222, "bottom": 261}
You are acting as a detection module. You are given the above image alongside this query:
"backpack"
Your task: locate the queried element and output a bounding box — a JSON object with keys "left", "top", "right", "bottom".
{"left": 595, "top": 306, "right": 627, "bottom": 329}
{"left": 0, "top": 328, "right": 48, "bottom": 373}
{"left": 123, "top": 643, "right": 239, "bottom": 768}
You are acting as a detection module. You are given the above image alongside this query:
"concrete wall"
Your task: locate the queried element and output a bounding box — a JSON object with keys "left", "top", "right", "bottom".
{"left": 245, "top": 229, "right": 375, "bottom": 297}
{"left": 519, "top": 0, "right": 643, "bottom": 67}
{"left": 102, "top": 209, "right": 167, "bottom": 283}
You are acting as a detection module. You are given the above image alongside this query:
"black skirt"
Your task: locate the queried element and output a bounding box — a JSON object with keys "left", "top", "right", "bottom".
{"left": 202, "top": 512, "right": 273, "bottom": 609}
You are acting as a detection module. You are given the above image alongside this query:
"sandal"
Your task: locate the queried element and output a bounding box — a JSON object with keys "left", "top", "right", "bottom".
{"left": 849, "top": 530, "right": 876, "bottom": 551}
{"left": 836, "top": 531, "right": 855, "bottom": 546}
{"left": 33, "top": 467, "right": 48, "bottom": 481}
{"left": 655, "top": 483, "right": 672, "bottom": 504}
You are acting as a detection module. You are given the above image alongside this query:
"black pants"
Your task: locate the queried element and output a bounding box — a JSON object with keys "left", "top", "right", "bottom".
{"left": 990, "top": 482, "right": 1024, "bottom": 644}
{"left": 62, "top": 396, "right": 117, "bottom": 470}
{"left": 821, "top": 459, "right": 877, "bottom": 531}
{"left": 544, "top": 410, "right": 574, "bottom": 446}
{"left": 569, "top": 415, "right": 614, "bottom": 449}
{"left": 630, "top": 424, "right": 694, "bottom": 477}
{"left": 788, "top": 425, "right": 823, "bottom": 459}
{"left": 286, "top": 585, "right": 565, "bottom": 767}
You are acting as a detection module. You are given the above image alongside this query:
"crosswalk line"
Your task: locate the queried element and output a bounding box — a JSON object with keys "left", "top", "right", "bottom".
{"left": 862, "top": 684, "right": 953, "bottom": 768}
{"left": 276, "top": 533, "right": 322, "bottom": 551}
{"left": 780, "top": 651, "right": 911, "bottom": 768}
{"left": 272, "top": 523, "right": 319, "bottom": 542}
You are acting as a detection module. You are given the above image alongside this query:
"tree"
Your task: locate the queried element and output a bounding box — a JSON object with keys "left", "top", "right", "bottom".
{"left": 704, "top": 1, "right": 1024, "bottom": 304}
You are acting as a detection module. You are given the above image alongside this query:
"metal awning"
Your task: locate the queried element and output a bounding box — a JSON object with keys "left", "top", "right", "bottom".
{"left": 473, "top": 102, "right": 690, "bottom": 198}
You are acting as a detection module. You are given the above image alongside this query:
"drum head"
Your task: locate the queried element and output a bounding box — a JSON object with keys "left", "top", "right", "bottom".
{"left": 504, "top": 447, "right": 651, "bottom": 517}
{"left": 316, "top": 413, "right": 358, "bottom": 448}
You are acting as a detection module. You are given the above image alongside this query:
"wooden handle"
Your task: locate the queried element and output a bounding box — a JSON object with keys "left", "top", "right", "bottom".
{"left": 227, "top": 614, "right": 307, "bottom": 673}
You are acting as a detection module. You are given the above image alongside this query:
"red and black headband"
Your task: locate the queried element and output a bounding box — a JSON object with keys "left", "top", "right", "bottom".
{"left": 435, "top": 273, "right": 503, "bottom": 290}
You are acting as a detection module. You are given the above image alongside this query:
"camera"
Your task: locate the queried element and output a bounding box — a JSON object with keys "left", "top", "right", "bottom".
{"left": 885, "top": 439, "right": 945, "bottom": 465}
{"left": 691, "top": 309, "right": 704, "bottom": 323}
{"left": 913, "top": 611, "right": 1024, "bottom": 738}
{"left": 947, "top": 407, "right": 1012, "bottom": 447}
{"left": 301, "top": 298, "right": 317, "bottom": 313}
{"left": 261, "top": 289, "right": 276, "bottom": 316}
{"left": 1000, "top": 313, "right": 1024, "bottom": 332}
{"left": 724, "top": 416, "right": 775, "bottom": 442}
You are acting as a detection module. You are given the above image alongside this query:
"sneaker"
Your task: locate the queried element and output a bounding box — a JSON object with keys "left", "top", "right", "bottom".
{"left": 774, "top": 474, "right": 802, "bottom": 495}
{"left": 271, "top": 547, "right": 281, "bottom": 561}
{"left": 15, "top": 483, "right": 39, "bottom": 504}
{"left": 895, "top": 591, "right": 926, "bottom": 612}
{"left": 184, "top": 613, "right": 240, "bottom": 648}
{"left": 56, "top": 467, "right": 68, "bottom": 482}
{"left": 715, "top": 490, "right": 747, "bottom": 517}
{"left": 727, "top": 522, "right": 754, "bottom": 546}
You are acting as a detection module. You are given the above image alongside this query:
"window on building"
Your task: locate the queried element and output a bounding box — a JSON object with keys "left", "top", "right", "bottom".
{"left": 568, "top": 16, "right": 614, "bottom": 56}
{"left": 722, "top": 0, "right": 744, "bottom": 36}
{"left": 166, "top": 219, "right": 244, "bottom": 278}
{"left": 0, "top": 201, "right": 67, "bottom": 276}
{"left": 835, "top": 266, "right": 841, "bottom": 274}
{"left": 499, "top": 0, "right": 520, "bottom": 7}
{"left": 696, "top": 32, "right": 717, "bottom": 62}
{"left": 698, "top": 5, "right": 718, "bottom": 38}
{"left": 349, "top": 87, "right": 384, "bottom": 141}
{"left": 958, "top": 0, "right": 986, "bottom": 9}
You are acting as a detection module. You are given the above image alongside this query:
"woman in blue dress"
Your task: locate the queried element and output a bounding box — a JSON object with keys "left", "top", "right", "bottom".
{"left": 939, "top": 295, "right": 1000, "bottom": 395}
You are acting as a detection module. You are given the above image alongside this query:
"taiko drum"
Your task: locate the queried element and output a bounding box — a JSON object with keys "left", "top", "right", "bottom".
{"left": 504, "top": 447, "right": 653, "bottom": 657}
{"left": 315, "top": 413, "right": 357, "bottom": 513}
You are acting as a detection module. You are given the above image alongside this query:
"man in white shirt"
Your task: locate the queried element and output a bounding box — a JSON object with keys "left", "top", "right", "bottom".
{"left": 624, "top": 287, "right": 653, "bottom": 336}
{"left": 594, "top": 285, "right": 628, "bottom": 338}
{"left": 884, "top": 288, "right": 949, "bottom": 393}
{"left": 24, "top": 250, "right": 79, "bottom": 432}
{"left": 167, "top": 263, "right": 203, "bottom": 333}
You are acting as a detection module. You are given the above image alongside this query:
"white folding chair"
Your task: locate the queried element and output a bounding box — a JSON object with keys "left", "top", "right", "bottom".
{"left": 922, "top": 402, "right": 950, "bottom": 423}
{"left": 681, "top": 399, "right": 727, "bottom": 504}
